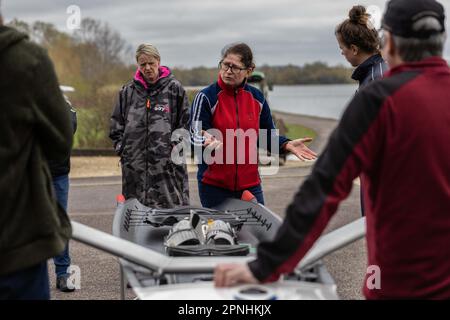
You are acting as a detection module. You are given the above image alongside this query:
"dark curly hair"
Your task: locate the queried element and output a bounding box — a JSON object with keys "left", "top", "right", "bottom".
{"left": 335, "top": 5, "right": 380, "bottom": 54}
{"left": 221, "top": 43, "right": 255, "bottom": 69}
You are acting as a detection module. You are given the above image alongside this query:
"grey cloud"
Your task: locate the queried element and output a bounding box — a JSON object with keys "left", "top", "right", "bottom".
{"left": 3, "top": 0, "right": 450, "bottom": 67}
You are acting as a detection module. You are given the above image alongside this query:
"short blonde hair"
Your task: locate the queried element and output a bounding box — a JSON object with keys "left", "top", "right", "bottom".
{"left": 136, "top": 44, "right": 161, "bottom": 62}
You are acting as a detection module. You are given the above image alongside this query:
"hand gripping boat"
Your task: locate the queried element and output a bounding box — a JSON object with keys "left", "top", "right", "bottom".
{"left": 71, "top": 193, "right": 365, "bottom": 300}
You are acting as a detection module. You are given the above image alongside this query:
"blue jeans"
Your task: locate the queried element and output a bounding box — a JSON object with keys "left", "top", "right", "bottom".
{"left": 198, "top": 182, "right": 265, "bottom": 208}
{"left": 52, "top": 174, "right": 71, "bottom": 278}
{"left": 0, "top": 262, "right": 50, "bottom": 300}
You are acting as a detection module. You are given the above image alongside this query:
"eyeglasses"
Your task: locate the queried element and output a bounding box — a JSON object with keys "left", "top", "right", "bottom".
{"left": 218, "top": 61, "right": 247, "bottom": 74}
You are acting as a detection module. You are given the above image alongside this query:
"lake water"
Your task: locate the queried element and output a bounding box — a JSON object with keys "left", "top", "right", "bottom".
{"left": 269, "top": 84, "right": 358, "bottom": 120}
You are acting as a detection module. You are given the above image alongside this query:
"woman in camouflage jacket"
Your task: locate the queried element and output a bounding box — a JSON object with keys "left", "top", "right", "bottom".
{"left": 110, "top": 44, "right": 190, "bottom": 208}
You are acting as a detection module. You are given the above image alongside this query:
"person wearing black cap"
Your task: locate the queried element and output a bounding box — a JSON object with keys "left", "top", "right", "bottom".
{"left": 215, "top": 0, "right": 450, "bottom": 299}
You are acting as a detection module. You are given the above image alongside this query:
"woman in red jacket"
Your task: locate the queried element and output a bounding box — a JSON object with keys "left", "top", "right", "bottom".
{"left": 190, "top": 43, "right": 317, "bottom": 208}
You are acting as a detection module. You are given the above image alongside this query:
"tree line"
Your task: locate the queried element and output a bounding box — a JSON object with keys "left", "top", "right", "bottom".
{"left": 172, "top": 63, "right": 354, "bottom": 86}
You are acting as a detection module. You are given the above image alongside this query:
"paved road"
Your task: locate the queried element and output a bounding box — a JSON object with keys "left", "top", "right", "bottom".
{"left": 50, "top": 164, "right": 367, "bottom": 300}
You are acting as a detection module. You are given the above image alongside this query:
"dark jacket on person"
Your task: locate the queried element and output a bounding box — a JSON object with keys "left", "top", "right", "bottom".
{"left": 0, "top": 26, "right": 73, "bottom": 276}
{"left": 352, "top": 53, "right": 388, "bottom": 89}
{"left": 352, "top": 53, "right": 388, "bottom": 216}
{"left": 110, "top": 67, "right": 190, "bottom": 208}
{"left": 249, "top": 57, "right": 450, "bottom": 299}
{"left": 48, "top": 100, "right": 77, "bottom": 177}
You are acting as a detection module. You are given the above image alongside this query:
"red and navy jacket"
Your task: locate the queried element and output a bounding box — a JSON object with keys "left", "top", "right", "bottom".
{"left": 190, "top": 76, "right": 289, "bottom": 191}
{"left": 248, "top": 57, "right": 450, "bottom": 299}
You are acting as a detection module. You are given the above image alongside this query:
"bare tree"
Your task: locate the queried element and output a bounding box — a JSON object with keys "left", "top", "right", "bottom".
{"left": 31, "top": 21, "right": 59, "bottom": 47}
{"left": 74, "top": 18, "right": 130, "bottom": 66}
{"left": 6, "top": 18, "right": 30, "bottom": 35}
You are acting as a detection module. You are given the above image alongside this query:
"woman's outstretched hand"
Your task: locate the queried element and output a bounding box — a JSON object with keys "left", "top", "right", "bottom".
{"left": 284, "top": 138, "right": 317, "bottom": 161}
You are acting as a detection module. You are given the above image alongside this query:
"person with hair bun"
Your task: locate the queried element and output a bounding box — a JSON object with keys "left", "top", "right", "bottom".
{"left": 336, "top": 5, "right": 388, "bottom": 89}
{"left": 336, "top": 5, "right": 388, "bottom": 216}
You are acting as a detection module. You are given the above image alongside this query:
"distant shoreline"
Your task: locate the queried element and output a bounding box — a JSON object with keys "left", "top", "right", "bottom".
{"left": 272, "top": 109, "right": 338, "bottom": 122}
{"left": 184, "top": 83, "right": 356, "bottom": 90}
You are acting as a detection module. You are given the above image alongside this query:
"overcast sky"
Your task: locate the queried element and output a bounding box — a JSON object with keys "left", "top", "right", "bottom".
{"left": 3, "top": 0, "right": 450, "bottom": 68}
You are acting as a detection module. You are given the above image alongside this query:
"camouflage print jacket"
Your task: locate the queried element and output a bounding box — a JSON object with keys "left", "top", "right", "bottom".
{"left": 110, "top": 67, "right": 190, "bottom": 208}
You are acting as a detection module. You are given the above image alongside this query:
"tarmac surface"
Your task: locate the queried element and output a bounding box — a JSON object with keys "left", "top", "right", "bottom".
{"left": 49, "top": 112, "right": 367, "bottom": 300}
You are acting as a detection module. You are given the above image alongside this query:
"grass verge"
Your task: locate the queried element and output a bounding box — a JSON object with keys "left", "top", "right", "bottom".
{"left": 285, "top": 123, "right": 317, "bottom": 141}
